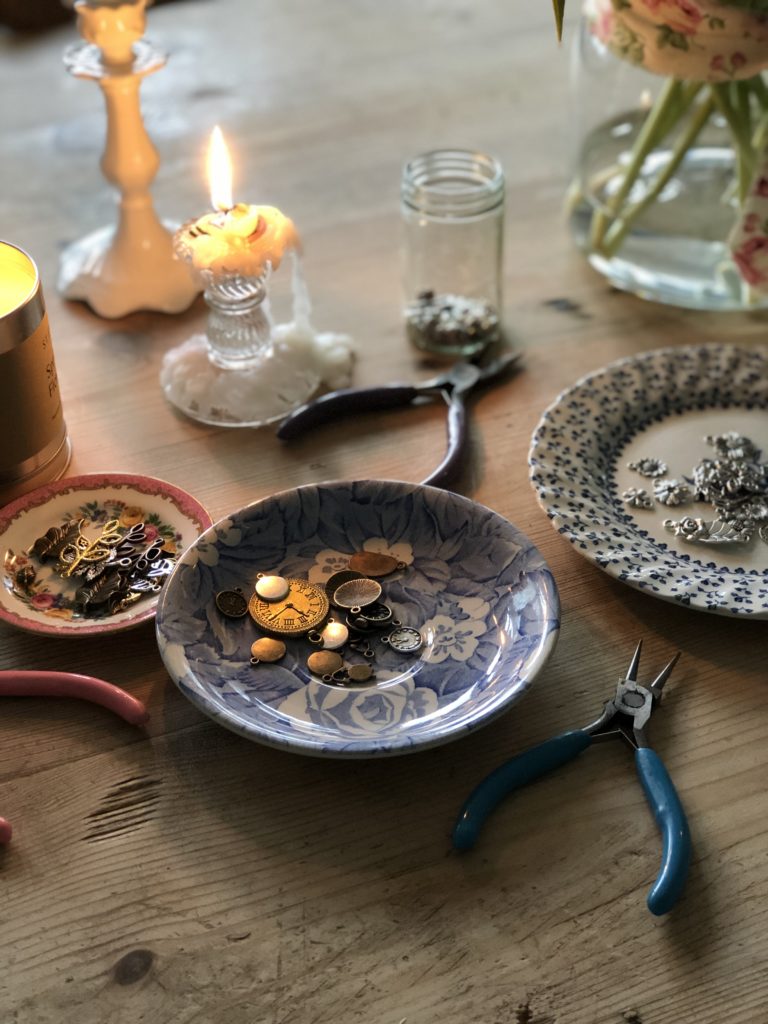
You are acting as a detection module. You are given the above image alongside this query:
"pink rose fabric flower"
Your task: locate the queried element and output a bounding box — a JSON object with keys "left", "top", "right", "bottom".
{"left": 31, "top": 593, "right": 55, "bottom": 610}
{"left": 729, "top": 160, "right": 768, "bottom": 292}
{"left": 586, "top": 0, "right": 768, "bottom": 82}
{"left": 733, "top": 238, "right": 768, "bottom": 287}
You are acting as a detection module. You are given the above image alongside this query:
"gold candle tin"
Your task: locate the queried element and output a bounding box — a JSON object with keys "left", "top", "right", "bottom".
{"left": 0, "top": 241, "right": 71, "bottom": 507}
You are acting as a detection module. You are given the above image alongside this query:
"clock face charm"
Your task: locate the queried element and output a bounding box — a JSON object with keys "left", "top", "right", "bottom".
{"left": 248, "top": 577, "right": 329, "bottom": 637}
{"left": 382, "top": 625, "right": 423, "bottom": 654}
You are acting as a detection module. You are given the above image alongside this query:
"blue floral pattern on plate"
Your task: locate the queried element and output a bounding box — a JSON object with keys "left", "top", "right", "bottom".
{"left": 529, "top": 345, "right": 768, "bottom": 619}
{"left": 155, "top": 480, "right": 560, "bottom": 757}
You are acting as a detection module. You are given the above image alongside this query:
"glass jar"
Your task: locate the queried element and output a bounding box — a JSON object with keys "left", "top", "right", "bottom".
{"left": 401, "top": 149, "right": 504, "bottom": 357}
{"left": 568, "top": 16, "right": 768, "bottom": 312}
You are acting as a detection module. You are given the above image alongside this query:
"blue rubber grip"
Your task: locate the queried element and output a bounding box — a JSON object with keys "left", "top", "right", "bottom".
{"left": 453, "top": 730, "right": 592, "bottom": 851}
{"left": 635, "top": 747, "right": 692, "bottom": 916}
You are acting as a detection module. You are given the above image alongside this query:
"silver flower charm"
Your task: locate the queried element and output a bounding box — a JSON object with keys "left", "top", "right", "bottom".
{"left": 665, "top": 515, "right": 752, "bottom": 545}
{"left": 705, "top": 431, "right": 762, "bottom": 463}
{"left": 653, "top": 478, "right": 692, "bottom": 507}
{"left": 664, "top": 516, "right": 712, "bottom": 541}
{"left": 628, "top": 457, "right": 668, "bottom": 478}
{"left": 622, "top": 487, "right": 654, "bottom": 510}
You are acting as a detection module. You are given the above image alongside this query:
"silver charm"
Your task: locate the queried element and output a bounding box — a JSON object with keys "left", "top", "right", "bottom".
{"left": 705, "top": 431, "right": 762, "bottom": 462}
{"left": 622, "top": 487, "right": 654, "bottom": 510}
{"left": 307, "top": 619, "right": 349, "bottom": 650}
{"left": 254, "top": 573, "right": 290, "bottom": 601}
{"left": 653, "top": 478, "right": 692, "bottom": 507}
{"left": 664, "top": 516, "right": 712, "bottom": 542}
{"left": 332, "top": 577, "right": 382, "bottom": 613}
{"left": 664, "top": 516, "right": 752, "bottom": 545}
{"left": 381, "top": 626, "right": 423, "bottom": 654}
{"left": 628, "top": 457, "right": 668, "bottom": 478}
{"left": 645, "top": 431, "right": 768, "bottom": 547}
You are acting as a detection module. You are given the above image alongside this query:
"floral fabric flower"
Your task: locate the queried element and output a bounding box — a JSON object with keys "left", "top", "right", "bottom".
{"left": 585, "top": 0, "right": 768, "bottom": 82}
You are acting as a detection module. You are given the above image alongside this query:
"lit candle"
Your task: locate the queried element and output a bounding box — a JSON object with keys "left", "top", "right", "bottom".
{"left": 0, "top": 243, "right": 37, "bottom": 318}
{"left": 182, "top": 126, "right": 299, "bottom": 277}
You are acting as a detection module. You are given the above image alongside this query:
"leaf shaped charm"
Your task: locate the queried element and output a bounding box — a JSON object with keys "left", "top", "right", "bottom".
{"left": 30, "top": 519, "right": 86, "bottom": 562}
{"left": 76, "top": 570, "right": 127, "bottom": 608}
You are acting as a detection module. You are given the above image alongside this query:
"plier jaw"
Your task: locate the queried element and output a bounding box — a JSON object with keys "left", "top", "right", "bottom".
{"left": 585, "top": 641, "right": 680, "bottom": 749}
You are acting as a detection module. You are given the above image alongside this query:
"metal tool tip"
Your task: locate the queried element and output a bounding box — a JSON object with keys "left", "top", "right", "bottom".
{"left": 626, "top": 639, "right": 643, "bottom": 681}
{"left": 650, "top": 651, "right": 681, "bottom": 696}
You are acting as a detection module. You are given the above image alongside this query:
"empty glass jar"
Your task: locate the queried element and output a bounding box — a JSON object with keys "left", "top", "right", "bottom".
{"left": 401, "top": 149, "right": 504, "bottom": 357}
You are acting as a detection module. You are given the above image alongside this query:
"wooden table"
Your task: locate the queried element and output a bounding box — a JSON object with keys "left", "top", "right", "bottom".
{"left": 2, "top": 3, "right": 767, "bottom": 1021}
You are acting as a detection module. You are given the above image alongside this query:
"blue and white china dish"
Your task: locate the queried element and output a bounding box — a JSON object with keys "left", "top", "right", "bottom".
{"left": 156, "top": 480, "right": 560, "bottom": 757}
{"left": 530, "top": 345, "right": 768, "bottom": 619}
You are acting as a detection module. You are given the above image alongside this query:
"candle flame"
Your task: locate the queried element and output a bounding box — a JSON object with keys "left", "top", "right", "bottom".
{"left": 207, "top": 126, "right": 233, "bottom": 212}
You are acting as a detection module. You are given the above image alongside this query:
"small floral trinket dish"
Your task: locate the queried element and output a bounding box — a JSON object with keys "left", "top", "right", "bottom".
{"left": 155, "top": 480, "right": 560, "bottom": 758}
{"left": 530, "top": 345, "right": 768, "bottom": 619}
{"left": 0, "top": 473, "right": 211, "bottom": 637}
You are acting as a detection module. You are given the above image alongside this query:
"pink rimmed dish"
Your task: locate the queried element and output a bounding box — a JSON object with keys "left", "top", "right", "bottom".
{"left": 0, "top": 473, "right": 211, "bottom": 637}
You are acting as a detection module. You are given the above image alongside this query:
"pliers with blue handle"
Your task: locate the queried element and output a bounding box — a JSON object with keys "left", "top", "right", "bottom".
{"left": 453, "top": 642, "right": 691, "bottom": 916}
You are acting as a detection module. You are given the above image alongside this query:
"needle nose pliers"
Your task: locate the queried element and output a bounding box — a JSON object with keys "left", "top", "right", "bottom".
{"left": 276, "top": 352, "right": 521, "bottom": 489}
{"left": 453, "top": 642, "right": 691, "bottom": 916}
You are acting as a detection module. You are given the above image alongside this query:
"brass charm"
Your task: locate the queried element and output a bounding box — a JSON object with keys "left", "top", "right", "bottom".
{"left": 307, "top": 651, "right": 344, "bottom": 677}
{"left": 332, "top": 578, "right": 382, "bottom": 612}
{"left": 215, "top": 588, "right": 249, "bottom": 618}
{"left": 347, "top": 663, "right": 375, "bottom": 683}
{"left": 325, "top": 569, "right": 365, "bottom": 607}
{"left": 59, "top": 518, "right": 123, "bottom": 577}
{"left": 355, "top": 601, "right": 393, "bottom": 627}
{"left": 348, "top": 551, "right": 406, "bottom": 577}
{"left": 250, "top": 637, "right": 287, "bottom": 664}
{"left": 348, "top": 638, "right": 376, "bottom": 659}
{"left": 30, "top": 519, "right": 87, "bottom": 563}
{"left": 249, "top": 578, "right": 329, "bottom": 637}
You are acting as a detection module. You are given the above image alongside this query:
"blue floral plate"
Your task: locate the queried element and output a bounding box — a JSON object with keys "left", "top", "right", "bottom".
{"left": 155, "top": 480, "right": 560, "bottom": 758}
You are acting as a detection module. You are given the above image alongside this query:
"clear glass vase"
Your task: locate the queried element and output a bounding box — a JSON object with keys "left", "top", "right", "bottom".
{"left": 568, "top": 17, "right": 768, "bottom": 312}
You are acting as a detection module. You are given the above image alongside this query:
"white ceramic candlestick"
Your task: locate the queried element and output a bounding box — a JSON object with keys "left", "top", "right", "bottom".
{"left": 58, "top": 0, "right": 198, "bottom": 318}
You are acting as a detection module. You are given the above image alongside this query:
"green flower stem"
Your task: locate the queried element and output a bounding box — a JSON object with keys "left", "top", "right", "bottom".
{"left": 751, "top": 74, "right": 768, "bottom": 109}
{"left": 600, "top": 94, "right": 716, "bottom": 258}
{"left": 710, "top": 82, "right": 755, "bottom": 202}
{"left": 749, "top": 77, "right": 768, "bottom": 154}
{"left": 589, "top": 79, "right": 699, "bottom": 253}
{"left": 605, "top": 77, "right": 682, "bottom": 207}
{"left": 752, "top": 109, "right": 768, "bottom": 155}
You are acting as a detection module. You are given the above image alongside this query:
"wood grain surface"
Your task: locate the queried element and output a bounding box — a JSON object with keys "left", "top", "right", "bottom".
{"left": 1, "top": 2, "right": 768, "bottom": 1022}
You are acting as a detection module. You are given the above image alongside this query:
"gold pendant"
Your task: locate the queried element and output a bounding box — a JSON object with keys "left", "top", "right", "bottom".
{"left": 348, "top": 551, "right": 406, "bottom": 577}
{"left": 248, "top": 577, "right": 329, "bottom": 637}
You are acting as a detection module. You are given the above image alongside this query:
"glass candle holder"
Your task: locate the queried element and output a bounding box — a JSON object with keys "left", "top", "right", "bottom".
{"left": 401, "top": 149, "right": 505, "bottom": 358}
{"left": 160, "top": 228, "right": 324, "bottom": 428}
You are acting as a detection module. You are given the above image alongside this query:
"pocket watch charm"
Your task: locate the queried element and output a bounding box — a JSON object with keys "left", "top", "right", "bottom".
{"left": 249, "top": 577, "right": 329, "bottom": 637}
{"left": 382, "top": 626, "right": 423, "bottom": 654}
{"left": 215, "top": 588, "right": 249, "bottom": 618}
